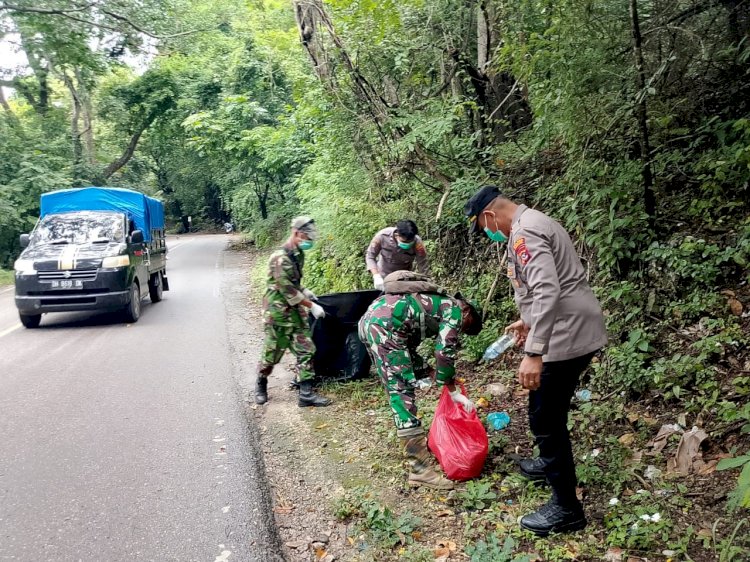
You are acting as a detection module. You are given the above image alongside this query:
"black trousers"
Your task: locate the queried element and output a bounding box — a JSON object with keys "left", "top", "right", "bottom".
{"left": 528, "top": 351, "right": 595, "bottom": 507}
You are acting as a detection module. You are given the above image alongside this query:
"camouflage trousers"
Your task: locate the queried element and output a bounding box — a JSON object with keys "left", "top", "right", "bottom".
{"left": 258, "top": 323, "right": 315, "bottom": 382}
{"left": 358, "top": 320, "right": 421, "bottom": 432}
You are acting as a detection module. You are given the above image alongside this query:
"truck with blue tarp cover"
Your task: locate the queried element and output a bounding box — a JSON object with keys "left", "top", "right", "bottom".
{"left": 13, "top": 187, "right": 169, "bottom": 328}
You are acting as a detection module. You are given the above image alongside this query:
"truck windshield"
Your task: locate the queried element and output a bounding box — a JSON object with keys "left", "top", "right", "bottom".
{"left": 31, "top": 212, "right": 126, "bottom": 246}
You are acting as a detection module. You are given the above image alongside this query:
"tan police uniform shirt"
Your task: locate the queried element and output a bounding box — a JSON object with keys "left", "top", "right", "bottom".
{"left": 507, "top": 205, "right": 608, "bottom": 362}
{"left": 365, "top": 227, "right": 429, "bottom": 277}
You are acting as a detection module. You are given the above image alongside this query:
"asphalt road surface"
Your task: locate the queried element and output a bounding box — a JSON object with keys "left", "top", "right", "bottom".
{"left": 0, "top": 235, "right": 283, "bottom": 562}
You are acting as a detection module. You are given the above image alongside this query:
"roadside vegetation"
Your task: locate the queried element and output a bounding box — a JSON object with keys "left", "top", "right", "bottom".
{"left": 1, "top": 1, "right": 748, "bottom": 560}
{"left": 0, "top": 269, "right": 13, "bottom": 286}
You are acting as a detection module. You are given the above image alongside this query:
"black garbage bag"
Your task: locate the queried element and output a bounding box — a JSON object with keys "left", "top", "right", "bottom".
{"left": 310, "top": 289, "right": 381, "bottom": 382}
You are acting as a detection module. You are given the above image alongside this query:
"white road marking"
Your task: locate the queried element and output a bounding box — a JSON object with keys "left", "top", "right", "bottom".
{"left": 0, "top": 323, "right": 21, "bottom": 338}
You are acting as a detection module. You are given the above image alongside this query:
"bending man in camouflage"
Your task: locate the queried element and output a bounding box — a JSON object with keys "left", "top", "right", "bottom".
{"left": 255, "top": 216, "right": 332, "bottom": 408}
{"left": 358, "top": 272, "right": 482, "bottom": 489}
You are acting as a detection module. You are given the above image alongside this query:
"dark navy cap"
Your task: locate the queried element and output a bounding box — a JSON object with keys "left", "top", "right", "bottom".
{"left": 463, "top": 185, "right": 501, "bottom": 235}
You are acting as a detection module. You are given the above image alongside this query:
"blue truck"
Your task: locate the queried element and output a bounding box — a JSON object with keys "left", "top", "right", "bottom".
{"left": 13, "top": 187, "right": 169, "bottom": 328}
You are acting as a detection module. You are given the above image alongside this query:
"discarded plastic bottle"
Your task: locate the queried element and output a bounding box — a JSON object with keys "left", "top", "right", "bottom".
{"left": 482, "top": 334, "right": 516, "bottom": 361}
{"left": 487, "top": 411, "right": 511, "bottom": 430}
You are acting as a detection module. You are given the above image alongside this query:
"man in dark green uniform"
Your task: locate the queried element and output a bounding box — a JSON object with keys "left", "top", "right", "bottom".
{"left": 255, "top": 216, "right": 332, "bottom": 408}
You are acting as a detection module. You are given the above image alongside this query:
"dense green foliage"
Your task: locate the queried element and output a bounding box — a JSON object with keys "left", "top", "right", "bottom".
{"left": 1, "top": 0, "right": 749, "bottom": 535}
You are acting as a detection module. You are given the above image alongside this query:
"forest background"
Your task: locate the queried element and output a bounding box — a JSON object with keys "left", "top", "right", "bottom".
{"left": 0, "top": 0, "right": 748, "bottom": 559}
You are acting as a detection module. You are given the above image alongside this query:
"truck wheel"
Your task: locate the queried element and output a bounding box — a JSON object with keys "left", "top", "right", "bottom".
{"left": 124, "top": 282, "right": 141, "bottom": 323}
{"left": 19, "top": 313, "right": 42, "bottom": 329}
{"left": 148, "top": 272, "right": 163, "bottom": 303}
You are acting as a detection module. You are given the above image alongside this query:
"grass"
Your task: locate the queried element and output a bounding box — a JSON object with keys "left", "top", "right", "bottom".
{"left": 309, "top": 372, "right": 750, "bottom": 562}
{"left": 0, "top": 269, "right": 14, "bottom": 286}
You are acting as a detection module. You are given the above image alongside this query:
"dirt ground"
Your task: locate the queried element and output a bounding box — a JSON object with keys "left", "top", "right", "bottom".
{"left": 223, "top": 243, "right": 750, "bottom": 562}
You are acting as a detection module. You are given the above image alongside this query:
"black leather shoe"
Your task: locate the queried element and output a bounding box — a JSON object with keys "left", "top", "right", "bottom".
{"left": 298, "top": 380, "right": 332, "bottom": 407}
{"left": 520, "top": 501, "right": 586, "bottom": 536}
{"left": 518, "top": 457, "right": 547, "bottom": 483}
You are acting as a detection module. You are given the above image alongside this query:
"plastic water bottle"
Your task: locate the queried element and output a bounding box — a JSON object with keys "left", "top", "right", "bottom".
{"left": 482, "top": 334, "right": 516, "bottom": 361}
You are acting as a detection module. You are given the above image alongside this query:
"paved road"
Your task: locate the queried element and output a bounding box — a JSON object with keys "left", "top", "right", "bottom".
{"left": 0, "top": 235, "right": 282, "bottom": 562}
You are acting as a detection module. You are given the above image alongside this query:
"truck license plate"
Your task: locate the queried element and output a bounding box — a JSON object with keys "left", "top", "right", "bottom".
{"left": 51, "top": 279, "right": 83, "bottom": 289}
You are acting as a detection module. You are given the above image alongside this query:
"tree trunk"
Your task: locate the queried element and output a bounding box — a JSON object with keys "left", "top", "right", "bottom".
{"left": 15, "top": 23, "right": 50, "bottom": 115}
{"left": 629, "top": 0, "right": 657, "bottom": 229}
{"left": 61, "top": 72, "right": 84, "bottom": 180}
{"left": 76, "top": 69, "right": 96, "bottom": 165}
{"left": 255, "top": 182, "right": 269, "bottom": 220}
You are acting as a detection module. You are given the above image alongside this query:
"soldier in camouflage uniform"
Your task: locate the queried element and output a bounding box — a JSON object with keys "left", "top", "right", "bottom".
{"left": 358, "top": 278, "right": 482, "bottom": 489}
{"left": 255, "top": 216, "right": 332, "bottom": 408}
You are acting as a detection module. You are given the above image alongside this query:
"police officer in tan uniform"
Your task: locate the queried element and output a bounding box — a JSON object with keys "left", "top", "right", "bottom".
{"left": 464, "top": 185, "right": 607, "bottom": 537}
{"left": 366, "top": 220, "right": 429, "bottom": 290}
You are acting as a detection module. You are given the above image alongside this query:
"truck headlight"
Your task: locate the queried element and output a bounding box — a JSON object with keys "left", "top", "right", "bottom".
{"left": 14, "top": 259, "right": 36, "bottom": 274}
{"left": 101, "top": 255, "right": 130, "bottom": 268}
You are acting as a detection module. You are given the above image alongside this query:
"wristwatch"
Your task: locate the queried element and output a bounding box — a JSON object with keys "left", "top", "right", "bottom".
{"left": 525, "top": 352, "right": 542, "bottom": 358}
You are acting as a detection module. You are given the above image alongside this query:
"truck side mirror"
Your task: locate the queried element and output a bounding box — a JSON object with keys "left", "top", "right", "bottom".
{"left": 20, "top": 234, "right": 30, "bottom": 248}
{"left": 130, "top": 230, "right": 144, "bottom": 245}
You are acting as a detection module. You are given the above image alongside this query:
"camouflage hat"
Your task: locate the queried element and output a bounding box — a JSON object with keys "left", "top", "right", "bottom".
{"left": 291, "top": 216, "right": 318, "bottom": 240}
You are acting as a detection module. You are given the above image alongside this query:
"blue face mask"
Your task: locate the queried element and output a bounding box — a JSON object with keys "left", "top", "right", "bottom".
{"left": 298, "top": 239, "right": 314, "bottom": 251}
{"left": 484, "top": 227, "right": 508, "bottom": 243}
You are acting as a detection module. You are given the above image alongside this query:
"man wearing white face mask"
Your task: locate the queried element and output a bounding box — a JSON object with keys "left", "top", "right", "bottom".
{"left": 255, "top": 216, "right": 332, "bottom": 408}
{"left": 464, "top": 186, "right": 607, "bottom": 537}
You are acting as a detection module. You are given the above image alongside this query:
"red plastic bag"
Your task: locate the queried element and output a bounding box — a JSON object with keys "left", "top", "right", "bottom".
{"left": 428, "top": 385, "right": 489, "bottom": 481}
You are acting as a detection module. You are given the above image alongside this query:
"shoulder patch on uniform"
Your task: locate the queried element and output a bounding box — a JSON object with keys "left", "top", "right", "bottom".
{"left": 415, "top": 241, "right": 426, "bottom": 255}
{"left": 514, "top": 237, "right": 532, "bottom": 265}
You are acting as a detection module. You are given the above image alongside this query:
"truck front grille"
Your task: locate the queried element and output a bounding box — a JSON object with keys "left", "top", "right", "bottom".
{"left": 38, "top": 269, "right": 98, "bottom": 281}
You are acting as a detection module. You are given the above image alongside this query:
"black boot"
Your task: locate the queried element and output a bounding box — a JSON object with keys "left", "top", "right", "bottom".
{"left": 298, "top": 380, "right": 332, "bottom": 407}
{"left": 520, "top": 499, "right": 586, "bottom": 536}
{"left": 518, "top": 457, "right": 548, "bottom": 483}
{"left": 255, "top": 377, "right": 268, "bottom": 405}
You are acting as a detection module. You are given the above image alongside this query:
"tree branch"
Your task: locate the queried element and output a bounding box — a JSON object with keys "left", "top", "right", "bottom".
{"left": 0, "top": 2, "right": 203, "bottom": 39}
{"left": 100, "top": 127, "right": 144, "bottom": 181}
{"left": 0, "top": 2, "right": 94, "bottom": 15}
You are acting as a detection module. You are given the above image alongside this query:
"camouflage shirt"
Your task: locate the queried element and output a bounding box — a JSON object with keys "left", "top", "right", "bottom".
{"left": 263, "top": 243, "right": 307, "bottom": 327}
{"left": 359, "top": 293, "right": 461, "bottom": 385}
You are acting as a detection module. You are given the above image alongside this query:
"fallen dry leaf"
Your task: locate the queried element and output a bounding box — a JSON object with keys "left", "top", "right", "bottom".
{"left": 698, "top": 458, "right": 719, "bottom": 475}
{"left": 314, "top": 547, "right": 327, "bottom": 560}
{"left": 604, "top": 547, "right": 624, "bottom": 562}
{"left": 728, "top": 298, "right": 743, "bottom": 316}
{"left": 315, "top": 423, "right": 330, "bottom": 430}
{"left": 476, "top": 397, "right": 490, "bottom": 409}
{"left": 618, "top": 433, "right": 636, "bottom": 446}
{"left": 273, "top": 506, "right": 294, "bottom": 514}
{"left": 668, "top": 426, "right": 708, "bottom": 475}
{"left": 649, "top": 423, "right": 683, "bottom": 453}
{"left": 435, "top": 540, "right": 457, "bottom": 557}
{"left": 411, "top": 531, "right": 423, "bottom": 541}
{"left": 435, "top": 509, "right": 454, "bottom": 517}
